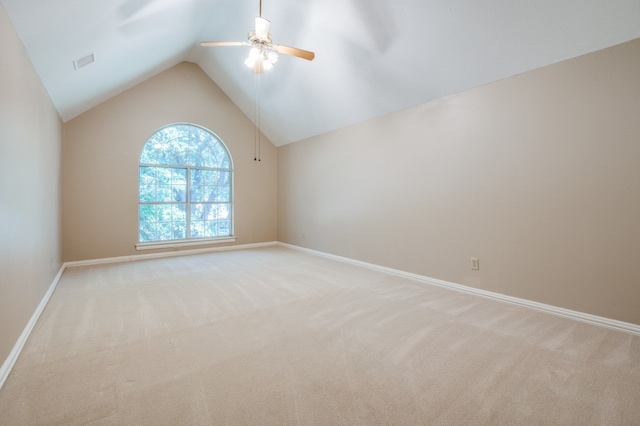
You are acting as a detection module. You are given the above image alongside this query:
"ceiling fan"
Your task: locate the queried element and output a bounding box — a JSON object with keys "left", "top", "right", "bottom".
{"left": 200, "top": 0, "right": 315, "bottom": 74}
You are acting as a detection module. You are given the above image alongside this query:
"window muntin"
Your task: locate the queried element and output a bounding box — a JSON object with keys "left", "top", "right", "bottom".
{"left": 138, "top": 124, "right": 232, "bottom": 243}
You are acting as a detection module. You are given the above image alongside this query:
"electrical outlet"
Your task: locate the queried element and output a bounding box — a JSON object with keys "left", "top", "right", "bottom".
{"left": 471, "top": 258, "right": 480, "bottom": 270}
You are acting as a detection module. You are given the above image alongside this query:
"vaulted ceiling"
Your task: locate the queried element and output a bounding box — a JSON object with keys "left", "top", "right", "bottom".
{"left": 2, "top": 0, "right": 640, "bottom": 146}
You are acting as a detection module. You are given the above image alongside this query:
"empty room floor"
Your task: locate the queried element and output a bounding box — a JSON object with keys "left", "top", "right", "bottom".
{"left": 1, "top": 246, "right": 639, "bottom": 424}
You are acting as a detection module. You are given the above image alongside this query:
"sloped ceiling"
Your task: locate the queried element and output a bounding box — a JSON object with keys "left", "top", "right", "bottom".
{"left": 2, "top": 0, "right": 640, "bottom": 146}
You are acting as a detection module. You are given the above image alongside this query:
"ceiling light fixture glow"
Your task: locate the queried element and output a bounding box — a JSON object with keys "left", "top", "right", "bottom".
{"left": 244, "top": 45, "right": 278, "bottom": 74}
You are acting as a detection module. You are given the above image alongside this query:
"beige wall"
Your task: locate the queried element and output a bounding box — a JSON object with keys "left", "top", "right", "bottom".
{"left": 278, "top": 38, "right": 640, "bottom": 325}
{"left": 0, "top": 4, "right": 63, "bottom": 364}
{"left": 63, "top": 62, "right": 277, "bottom": 261}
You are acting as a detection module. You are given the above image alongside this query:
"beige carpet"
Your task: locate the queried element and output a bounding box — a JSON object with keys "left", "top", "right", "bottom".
{"left": 1, "top": 246, "right": 639, "bottom": 425}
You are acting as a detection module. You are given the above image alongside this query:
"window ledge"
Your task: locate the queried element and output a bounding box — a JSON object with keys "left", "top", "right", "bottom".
{"left": 135, "top": 237, "right": 237, "bottom": 251}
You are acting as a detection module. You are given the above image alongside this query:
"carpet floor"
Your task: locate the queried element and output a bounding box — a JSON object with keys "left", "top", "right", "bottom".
{"left": 1, "top": 246, "right": 639, "bottom": 425}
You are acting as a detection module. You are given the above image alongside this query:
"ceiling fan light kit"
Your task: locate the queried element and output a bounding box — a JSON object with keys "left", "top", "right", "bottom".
{"left": 200, "top": 1, "right": 315, "bottom": 74}
{"left": 243, "top": 18, "right": 279, "bottom": 73}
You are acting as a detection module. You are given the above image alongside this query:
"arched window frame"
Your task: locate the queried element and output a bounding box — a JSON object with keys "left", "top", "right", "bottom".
{"left": 135, "top": 123, "right": 236, "bottom": 250}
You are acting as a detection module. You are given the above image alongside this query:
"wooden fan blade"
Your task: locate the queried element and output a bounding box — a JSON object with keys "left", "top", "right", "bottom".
{"left": 275, "top": 45, "right": 315, "bottom": 61}
{"left": 200, "top": 41, "right": 245, "bottom": 47}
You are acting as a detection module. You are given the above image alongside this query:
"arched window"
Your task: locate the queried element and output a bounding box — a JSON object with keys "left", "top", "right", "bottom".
{"left": 138, "top": 123, "right": 233, "bottom": 244}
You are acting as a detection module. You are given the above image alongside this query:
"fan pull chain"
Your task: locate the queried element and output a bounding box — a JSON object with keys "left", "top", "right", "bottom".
{"left": 254, "top": 72, "right": 261, "bottom": 162}
{"left": 253, "top": 72, "right": 257, "bottom": 161}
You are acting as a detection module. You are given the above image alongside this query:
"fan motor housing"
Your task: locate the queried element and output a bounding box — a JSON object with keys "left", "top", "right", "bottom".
{"left": 248, "top": 30, "right": 273, "bottom": 46}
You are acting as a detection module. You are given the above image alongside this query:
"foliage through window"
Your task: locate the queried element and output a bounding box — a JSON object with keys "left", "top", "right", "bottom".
{"left": 139, "top": 124, "right": 233, "bottom": 243}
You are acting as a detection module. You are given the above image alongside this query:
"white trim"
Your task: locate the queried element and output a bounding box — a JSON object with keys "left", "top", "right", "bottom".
{"left": 278, "top": 243, "right": 640, "bottom": 336}
{"left": 135, "top": 237, "right": 237, "bottom": 251}
{"left": 0, "top": 265, "right": 65, "bottom": 390}
{"left": 66, "top": 241, "right": 277, "bottom": 268}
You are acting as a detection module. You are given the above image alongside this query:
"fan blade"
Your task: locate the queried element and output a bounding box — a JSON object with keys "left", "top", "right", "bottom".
{"left": 200, "top": 41, "right": 245, "bottom": 47}
{"left": 275, "top": 45, "right": 315, "bottom": 61}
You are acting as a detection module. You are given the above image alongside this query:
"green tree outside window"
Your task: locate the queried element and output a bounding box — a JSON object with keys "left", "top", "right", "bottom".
{"left": 139, "top": 124, "right": 233, "bottom": 242}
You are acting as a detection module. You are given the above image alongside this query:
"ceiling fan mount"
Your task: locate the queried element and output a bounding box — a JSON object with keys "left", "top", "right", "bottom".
{"left": 247, "top": 29, "right": 272, "bottom": 46}
{"left": 201, "top": 0, "right": 315, "bottom": 74}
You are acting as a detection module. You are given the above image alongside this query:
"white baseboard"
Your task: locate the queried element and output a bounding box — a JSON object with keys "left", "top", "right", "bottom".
{"left": 64, "top": 241, "right": 278, "bottom": 268}
{"left": 0, "top": 265, "right": 65, "bottom": 390}
{"left": 278, "top": 243, "right": 640, "bottom": 336}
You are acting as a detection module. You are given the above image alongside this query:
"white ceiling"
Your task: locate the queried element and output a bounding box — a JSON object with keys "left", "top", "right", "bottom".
{"left": 2, "top": 0, "right": 640, "bottom": 146}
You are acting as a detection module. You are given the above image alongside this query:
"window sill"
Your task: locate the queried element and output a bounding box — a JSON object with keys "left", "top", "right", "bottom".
{"left": 135, "top": 237, "right": 237, "bottom": 251}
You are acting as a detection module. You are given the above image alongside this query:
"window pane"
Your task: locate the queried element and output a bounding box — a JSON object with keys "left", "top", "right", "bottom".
{"left": 172, "top": 168, "right": 186, "bottom": 184}
{"left": 189, "top": 203, "right": 229, "bottom": 237}
{"left": 156, "top": 185, "right": 172, "bottom": 202}
{"left": 172, "top": 222, "right": 186, "bottom": 239}
{"left": 202, "top": 170, "right": 218, "bottom": 185}
{"left": 157, "top": 204, "right": 171, "bottom": 222}
{"left": 141, "top": 125, "right": 231, "bottom": 168}
{"left": 172, "top": 204, "right": 187, "bottom": 222}
{"left": 190, "top": 220, "right": 204, "bottom": 238}
{"left": 204, "top": 203, "right": 218, "bottom": 221}
{"left": 172, "top": 184, "right": 186, "bottom": 202}
{"left": 204, "top": 220, "right": 217, "bottom": 237}
{"left": 190, "top": 203, "right": 204, "bottom": 221}
{"left": 203, "top": 186, "right": 216, "bottom": 202}
{"left": 220, "top": 187, "right": 231, "bottom": 202}
{"left": 140, "top": 167, "right": 156, "bottom": 184}
{"left": 190, "top": 184, "right": 204, "bottom": 203}
{"left": 193, "top": 145, "right": 214, "bottom": 167}
{"left": 164, "top": 138, "right": 189, "bottom": 165}
{"left": 190, "top": 168, "right": 204, "bottom": 184}
{"left": 157, "top": 222, "right": 172, "bottom": 241}
{"left": 139, "top": 185, "right": 155, "bottom": 202}
{"left": 191, "top": 131, "right": 222, "bottom": 167}
{"left": 218, "top": 220, "right": 230, "bottom": 235}
{"left": 214, "top": 203, "right": 230, "bottom": 220}
{"left": 191, "top": 203, "right": 230, "bottom": 238}
{"left": 139, "top": 222, "right": 156, "bottom": 242}
{"left": 211, "top": 170, "right": 223, "bottom": 184}
{"left": 139, "top": 204, "right": 156, "bottom": 223}
{"left": 156, "top": 167, "right": 171, "bottom": 184}
{"left": 217, "top": 171, "right": 230, "bottom": 186}
{"left": 190, "top": 170, "right": 220, "bottom": 202}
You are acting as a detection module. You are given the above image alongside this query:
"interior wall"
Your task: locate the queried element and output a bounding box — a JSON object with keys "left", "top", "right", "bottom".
{"left": 278, "top": 38, "right": 640, "bottom": 325}
{"left": 0, "top": 4, "right": 63, "bottom": 365}
{"left": 63, "top": 62, "right": 277, "bottom": 262}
